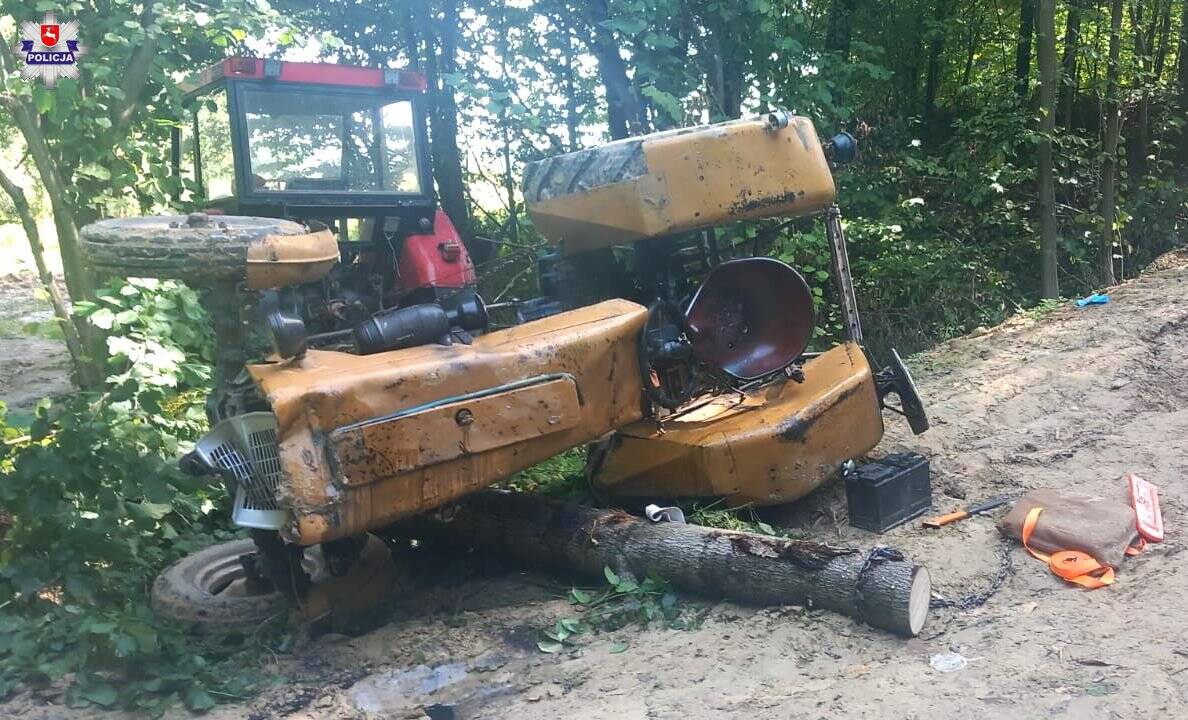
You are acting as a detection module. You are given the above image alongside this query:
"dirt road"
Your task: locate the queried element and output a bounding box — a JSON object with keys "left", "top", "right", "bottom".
{"left": 10, "top": 255, "right": 1188, "bottom": 719}
{"left": 0, "top": 275, "right": 73, "bottom": 414}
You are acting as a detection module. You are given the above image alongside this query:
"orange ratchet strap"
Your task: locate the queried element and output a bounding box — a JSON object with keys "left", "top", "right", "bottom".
{"left": 1021, "top": 507, "right": 1115, "bottom": 589}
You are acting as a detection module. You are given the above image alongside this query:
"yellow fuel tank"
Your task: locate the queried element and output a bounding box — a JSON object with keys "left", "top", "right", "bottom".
{"left": 523, "top": 115, "right": 837, "bottom": 254}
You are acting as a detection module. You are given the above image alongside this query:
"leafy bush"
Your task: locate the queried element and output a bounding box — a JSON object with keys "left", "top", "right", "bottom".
{"left": 74, "top": 278, "right": 215, "bottom": 391}
{"left": 0, "top": 279, "right": 274, "bottom": 714}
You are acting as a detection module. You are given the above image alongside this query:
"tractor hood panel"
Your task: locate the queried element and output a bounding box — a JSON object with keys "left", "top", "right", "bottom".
{"left": 594, "top": 342, "right": 883, "bottom": 504}
{"left": 248, "top": 299, "right": 649, "bottom": 544}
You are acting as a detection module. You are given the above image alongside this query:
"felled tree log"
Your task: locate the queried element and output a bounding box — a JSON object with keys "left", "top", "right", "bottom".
{"left": 396, "top": 490, "right": 931, "bottom": 636}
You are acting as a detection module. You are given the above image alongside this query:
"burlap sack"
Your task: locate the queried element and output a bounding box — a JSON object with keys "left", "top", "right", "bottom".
{"left": 999, "top": 489, "right": 1139, "bottom": 568}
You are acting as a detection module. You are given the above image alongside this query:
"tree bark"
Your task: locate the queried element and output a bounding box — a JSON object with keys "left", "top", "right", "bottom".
{"left": 1037, "top": 0, "right": 1059, "bottom": 298}
{"left": 429, "top": 0, "right": 484, "bottom": 264}
{"left": 923, "top": 0, "right": 953, "bottom": 122}
{"left": 562, "top": 28, "right": 580, "bottom": 150}
{"left": 1016, "top": 0, "right": 1037, "bottom": 97}
{"left": 825, "top": 0, "right": 859, "bottom": 57}
{"left": 1128, "top": 0, "right": 1152, "bottom": 179}
{"left": 1152, "top": 0, "right": 1172, "bottom": 78}
{"left": 1179, "top": 0, "right": 1188, "bottom": 108}
{"left": 396, "top": 490, "right": 932, "bottom": 637}
{"left": 0, "top": 39, "right": 107, "bottom": 388}
{"left": 1059, "top": 0, "right": 1084, "bottom": 127}
{"left": 1179, "top": 0, "right": 1188, "bottom": 161}
{"left": 0, "top": 168, "right": 87, "bottom": 381}
{"left": 584, "top": 0, "right": 645, "bottom": 139}
{"left": 1100, "top": 0, "right": 1124, "bottom": 285}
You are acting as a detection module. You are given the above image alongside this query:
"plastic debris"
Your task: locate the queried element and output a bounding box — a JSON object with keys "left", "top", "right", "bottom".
{"left": 644, "top": 504, "right": 686, "bottom": 523}
{"left": 1075, "top": 293, "right": 1110, "bottom": 307}
{"left": 929, "top": 652, "right": 968, "bottom": 673}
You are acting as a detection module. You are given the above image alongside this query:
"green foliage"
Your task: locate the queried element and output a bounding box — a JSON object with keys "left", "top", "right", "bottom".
{"left": 538, "top": 567, "right": 700, "bottom": 654}
{"left": 685, "top": 500, "right": 782, "bottom": 538}
{"left": 0, "top": 279, "right": 272, "bottom": 713}
{"left": 501, "top": 447, "right": 587, "bottom": 499}
{"left": 74, "top": 278, "right": 214, "bottom": 391}
{"left": 1, "top": 0, "right": 292, "bottom": 218}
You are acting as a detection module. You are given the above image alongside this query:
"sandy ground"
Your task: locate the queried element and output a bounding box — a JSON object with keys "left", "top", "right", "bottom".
{"left": 5, "top": 252, "right": 1188, "bottom": 719}
{"left": 0, "top": 274, "right": 73, "bottom": 414}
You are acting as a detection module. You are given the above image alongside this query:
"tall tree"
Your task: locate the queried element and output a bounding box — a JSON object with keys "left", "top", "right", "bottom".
{"left": 1036, "top": 0, "right": 1059, "bottom": 298}
{"left": 583, "top": 0, "right": 647, "bottom": 139}
{"left": 825, "top": 0, "right": 860, "bottom": 57}
{"left": 1059, "top": 0, "right": 1084, "bottom": 127}
{"left": 923, "top": 0, "right": 954, "bottom": 122}
{"left": 1016, "top": 0, "right": 1037, "bottom": 97}
{"left": 1180, "top": 0, "right": 1188, "bottom": 101}
{"left": 1099, "top": 0, "right": 1124, "bottom": 285}
{"left": 1176, "top": 0, "right": 1188, "bottom": 160}
{"left": 0, "top": 1, "right": 278, "bottom": 387}
{"left": 428, "top": 0, "right": 483, "bottom": 262}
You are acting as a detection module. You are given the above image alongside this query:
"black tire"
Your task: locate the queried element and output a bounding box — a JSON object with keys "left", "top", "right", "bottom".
{"left": 523, "top": 139, "right": 645, "bottom": 202}
{"left": 80, "top": 214, "right": 308, "bottom": 280}
{"left": 151, "top": 539, "right": 327, "bottom": 629}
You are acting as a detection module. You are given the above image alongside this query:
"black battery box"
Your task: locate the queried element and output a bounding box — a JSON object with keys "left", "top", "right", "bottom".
{"left": 845, "top": 452, "right": 931, "bottom": 533}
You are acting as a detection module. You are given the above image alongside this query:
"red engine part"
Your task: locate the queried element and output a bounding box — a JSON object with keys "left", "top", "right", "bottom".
{"left": 395, "top": 210, "right": 476, "bottom": 291}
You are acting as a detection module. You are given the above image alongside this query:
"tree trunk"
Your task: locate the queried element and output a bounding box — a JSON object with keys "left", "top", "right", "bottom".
{"left": 0, "top": 96, "right": 104, "bottom": 386}
{"left": 1059, "top": 0, "right": 1084, "bottom": 127}
{"left": 1100, "top": 0, "right": 1124, "bottom": 285}
{"left": 825, "top": 0, "right": 859, "bottom": 56}
{"left": 396, "top": 490, "right": 932, "bottom": 637}
{"left": 1128, "top": 0, "right": 1152, "bottom": 179}
{"left": 1152, "top": 0, "right": 1172, "bottom": 78}
{"left": 1179, "top": 0, "right": 1188, "bottom": 161}
{"left": 429, "top": 0, "right": 484, "bottom": 264}
{"left": 1179, "top": 0, "right": 1188, "bottom": 107}
{"left": 923, "top": 0, "right": 953, "bottom": 122}
{"left": 562, "top": 29, "right": 580, "bottom": 150}
{"left": 0, "top": 169, "right": 87, "bottom": 381}
{"left": 1016, "top": 0, "right": 1037, "bottom": 97}
{"left": 585, "top": 0, "right": 645, "bottom": 139}
{"left": 1037, "top": 0, "right": 1059, "bottom": 298}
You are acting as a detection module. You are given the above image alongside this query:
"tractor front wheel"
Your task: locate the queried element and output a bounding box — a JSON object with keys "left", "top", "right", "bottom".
{"left": 151, "top": 538, "right": 327, "bottom": 629}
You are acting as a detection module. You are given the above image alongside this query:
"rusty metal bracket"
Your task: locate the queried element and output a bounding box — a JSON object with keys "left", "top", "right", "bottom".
{"left": 825, "top": 205, "right": 863, "bottom": 344}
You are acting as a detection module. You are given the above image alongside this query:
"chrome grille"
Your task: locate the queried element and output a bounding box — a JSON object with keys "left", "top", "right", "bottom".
{"left": 244, "top": 428, "right": 282, "bottom": 511}
{"left": 195, "top": 412, "right": 286, "bottom": 530}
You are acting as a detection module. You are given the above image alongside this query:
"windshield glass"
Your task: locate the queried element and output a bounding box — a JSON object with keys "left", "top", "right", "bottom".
{"left": 241, "top": 87, "right": 421, "bottom": 194}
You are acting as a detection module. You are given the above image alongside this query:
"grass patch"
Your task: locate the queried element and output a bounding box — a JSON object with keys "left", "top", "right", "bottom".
{"left": 500, "top": 446, "right": 588, "bottom": 499}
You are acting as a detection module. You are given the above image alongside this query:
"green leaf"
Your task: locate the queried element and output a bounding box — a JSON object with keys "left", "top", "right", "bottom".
{"left": 609, "top": 641, "right": 629, "bottom": 654}
{"left": 185, "top": 686, "right": 217, "bottom": 710}
{"left": 88, "top": 308, "right": 116, "bottom": 330}
{"left": 128, "top": 501, "right": 173, "bottom": 520}
{"left": 559, "top": 618, "right": 582, "bottom": 634}
{"left": 603, "top": 567, "right": 620, "bottom": 586}
{"left": 33, "top": 87, "right": 54, "bottom": 114}
{"left": 537, "top": 640, "right": 564, "bottom": 653}
{"left": 80, "top": 682, "right": 118, "bottom": 707}
{"left": 77, "top": 164, "right": 112, "bottom": 181}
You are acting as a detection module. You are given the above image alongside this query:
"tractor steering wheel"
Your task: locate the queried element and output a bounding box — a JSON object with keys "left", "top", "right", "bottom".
{"left": 637, "top": 301, "right": 699, "bottom": 411}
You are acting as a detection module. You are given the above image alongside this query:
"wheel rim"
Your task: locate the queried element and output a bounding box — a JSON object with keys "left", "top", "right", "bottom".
{"left": 192, "top": 546, "right": 319, "bottom": 599}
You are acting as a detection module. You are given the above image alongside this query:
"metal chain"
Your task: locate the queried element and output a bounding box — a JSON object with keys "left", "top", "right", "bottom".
{"left": 851, "top": 545, "right": 906, "bottom": 623}
{"left": 929, "top": 537, "right": 1014, "bottom": 610}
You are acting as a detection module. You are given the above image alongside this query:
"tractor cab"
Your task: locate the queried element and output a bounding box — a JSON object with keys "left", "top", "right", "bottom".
{"left": 172, "top": 57, "right": 437, "bottom": 239}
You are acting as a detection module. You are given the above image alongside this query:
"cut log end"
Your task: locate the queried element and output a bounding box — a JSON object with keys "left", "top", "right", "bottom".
{"left": 908, "top": 566, "right": 931, "bottom": 636}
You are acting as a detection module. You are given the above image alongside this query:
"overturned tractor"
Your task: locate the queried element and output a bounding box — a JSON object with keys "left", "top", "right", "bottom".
{"left": 80, "top": 57, "right": 927, "bottom": 631}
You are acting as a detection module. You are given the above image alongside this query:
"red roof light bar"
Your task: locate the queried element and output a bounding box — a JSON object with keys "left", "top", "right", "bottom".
{"left": 188, "top": 57, "right": 427, "bottom": 93}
